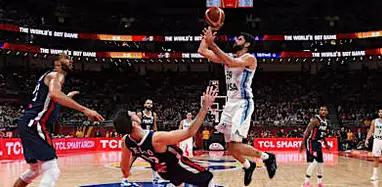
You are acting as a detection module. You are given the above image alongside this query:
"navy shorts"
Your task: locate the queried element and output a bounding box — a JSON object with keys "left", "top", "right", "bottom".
{"left": 306, "top": 140, "right": 323, "bottom": 163}
{"left": 158, "top": 157, "right": 213, "bottom": 187}
{"left": 18, "top": 120, "right": 57, "bottom": 164}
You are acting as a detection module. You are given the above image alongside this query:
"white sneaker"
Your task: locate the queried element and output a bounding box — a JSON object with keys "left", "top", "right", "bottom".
{"left": 370, "top": 175, "right": 378, "bottom": 181}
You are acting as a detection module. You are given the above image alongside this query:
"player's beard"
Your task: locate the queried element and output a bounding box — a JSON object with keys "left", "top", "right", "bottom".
{"left": 233, "top": 43, "right": 244, "bottom": 52}
{"left": 144, "top": 106, "right": 152, "bottom": 111}
{"left": 61, "top": 62, "right": 73, "bottom": 73}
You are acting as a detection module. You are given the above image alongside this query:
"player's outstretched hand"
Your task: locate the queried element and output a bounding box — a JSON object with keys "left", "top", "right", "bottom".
{"left": 365, "top": 139, "right": 369, "bottom": 148}
{"left": 67, "top": 91, "right": 79, "bottom": 98}
{"left": 84, "top": 109, "right": 105, "bottom": 122}
{"left": 202, "top": 27, "right": 217, "bottom": 46}
{"left": 202, "top": 86, "right": 218, "bottom": 109}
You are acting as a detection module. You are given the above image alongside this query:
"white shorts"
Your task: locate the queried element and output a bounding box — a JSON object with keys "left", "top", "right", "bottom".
{"left": 372, "top": 138, "right": 382, "bottom": 156}
{"left": 217, "top": 98, "right": 254, "bottom": 142}
{"left": 179, "top": 137, "right": 193, "bottom": 157}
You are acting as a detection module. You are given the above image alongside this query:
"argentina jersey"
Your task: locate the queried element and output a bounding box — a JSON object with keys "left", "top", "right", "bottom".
{"left": 224, "top": 55, "right": 255, "bottom": 99}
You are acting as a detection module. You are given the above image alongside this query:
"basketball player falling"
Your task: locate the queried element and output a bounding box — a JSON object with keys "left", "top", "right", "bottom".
{"left": 299, "top": 106, "right": 330, "bottom": 187}
{"left": 114, "top": 86, "right": 218, "bottom": 187}
{"left": 179, "top": 112, "right": 194, "bottom": 157}
{"left": 365, "top": 109, "right": 382, "bottom": 181}
{"left": 13, "top": 53, "right": 104, "bottom": 187}
{"left": 137, "top": 99, "right": 159, "bottom": 184}
{"left": 198, "top": 27, "right": 277, "bottom": 186}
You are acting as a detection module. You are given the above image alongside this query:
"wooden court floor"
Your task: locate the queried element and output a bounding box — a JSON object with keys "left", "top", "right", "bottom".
{"left": 0, "top": 151, "right": 380, "bottom": 187}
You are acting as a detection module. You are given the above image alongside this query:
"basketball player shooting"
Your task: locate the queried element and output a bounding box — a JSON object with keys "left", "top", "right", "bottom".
{"left": 179, "top": 112, "right": 194, "bottom": 157}
{"left": 113, "top": 86, "right": 218, "bottom": 187}
{"left": 198, "top": 27, "right": 277, "bottom": 186}
{"left": 365, "top": 109, "right": 382, "bottom": 181}
{"left": 299, "top": 106, "right": 330, "bottom": 187}
{"left": 13, "top": 53, "right": 104, "bottom": 187}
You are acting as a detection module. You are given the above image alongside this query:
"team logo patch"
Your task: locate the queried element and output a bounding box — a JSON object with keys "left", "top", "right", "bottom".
{"left": 108, "top": 158, "right": 264, "bottom": 171}
{"left": 78, "top": 182, "right": 225, "bottom": 187}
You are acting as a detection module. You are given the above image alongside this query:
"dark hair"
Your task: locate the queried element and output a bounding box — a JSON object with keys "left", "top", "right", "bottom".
{"left": 240, "top": 32, "right": 255, "bottom": 52}
{"left": 112, "top": 109, "right": 133, "bottom": 134}
{"left": 320, "top": 106, "right": 328, "bottom": 110}
{"left": 55, "top": 53, "right": 71, "bottom": 62}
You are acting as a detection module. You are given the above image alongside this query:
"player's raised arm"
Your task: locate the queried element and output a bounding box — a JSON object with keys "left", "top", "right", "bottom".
{"left": 120, "top": 135, "right": 135, "bottom": 178}
{"left": 153, "top": 112, "right": 158, "bottom": 131}
{"left": 299, "top": 119, "right": 319, "bottom": 152}
{"left": 203, "top": 27, "right": 257, "bottom": 68}
{"left": 366, "top": 120, "right": 376, "bottom": 147}
{"left": 153, "top": 86, "right": 218, "bottom": 146}
{"left": 47, "top": 72, "right": 104, "bottom": 122}
{"left": 198, "top": 35, "right": 224, "bottom": 63}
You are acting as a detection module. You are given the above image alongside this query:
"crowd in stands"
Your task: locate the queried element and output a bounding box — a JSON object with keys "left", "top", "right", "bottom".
{"left": 253, "top": 72, "right": 321, "bottom": 126}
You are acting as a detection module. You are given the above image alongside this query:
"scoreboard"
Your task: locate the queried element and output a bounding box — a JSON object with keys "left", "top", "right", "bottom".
{"left": 207, "top": 0, "right": 253, "bottom": 8}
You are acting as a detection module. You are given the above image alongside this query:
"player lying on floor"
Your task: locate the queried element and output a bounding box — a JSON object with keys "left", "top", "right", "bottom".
{"left": 112, "top": 86, "right": 218, "bottom": 187}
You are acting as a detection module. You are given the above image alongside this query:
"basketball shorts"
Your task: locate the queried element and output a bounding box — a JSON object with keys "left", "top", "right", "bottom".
{"left": 158, "top": 156, "right": 213, "bottom": 187}
{"left": 180, "top": 137, "right": 193, "bottom": 157}
{"left": 372, "top": 138, "right": 382, "bottom": 156}
{"left": 18, "top": 120, "right": 57, "bottom": 164}
{"left": 217, "top": 98, "right": 254, "bottom": 142}
{"left": 306, "top": 140, "right": 323, "bottom": 163}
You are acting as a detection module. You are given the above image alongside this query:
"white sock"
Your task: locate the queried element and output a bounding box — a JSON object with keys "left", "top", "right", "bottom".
{"left": 317, "top": 176, "right": 323, "bottom": 184}
{"left": 374, "top": 167, "right": 378, "bottom": 176}
{"left": 261, "top": 152, "right": 269, "bottom": 160}
{"left": 304, "top": 175, "right": 310, "bottom": 183}
{"left": 243, "top": 159, "right": 251, "bottom": 169}
{"left": 152, "top": 170, "right": 158, "bottom": 179}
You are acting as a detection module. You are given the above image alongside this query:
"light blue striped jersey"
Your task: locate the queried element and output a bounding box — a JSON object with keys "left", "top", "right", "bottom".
{"left": 224, "top": 54, "right": 255, "bottom": 99}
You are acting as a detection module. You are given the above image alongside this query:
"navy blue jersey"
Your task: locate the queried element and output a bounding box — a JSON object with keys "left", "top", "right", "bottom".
{"left": 19, "top": 70, "right": 62, "bottom": 125}
{"left": 308, "top": 115, "right": 328, "bottom": 142}
{"left": 125, "top": 131, "right": 190, "bottom": 173}
{"left": 140, "top": 111, "right": 154, "bottom": 130}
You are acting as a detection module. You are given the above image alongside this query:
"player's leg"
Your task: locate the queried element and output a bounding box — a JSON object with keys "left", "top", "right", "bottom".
{"left": 13, "top": 162, "right": 41, "bottom": 187}
{"left": 316, "top": 148, "right": 325, "bottom": 187}
{"left": 230, "top": 99, "right": 277, "bottom": 181}
{"left": 39, "top": 159, "right": 60, "bottom": 187}
{"left": 14, "top": 123, "right": 44, "bottom": 187}
{"left": 303, "top": 141, "right": 316, "bottom": 187}
{"left": 371, "top": 139, "right": 380, "bottom": 180}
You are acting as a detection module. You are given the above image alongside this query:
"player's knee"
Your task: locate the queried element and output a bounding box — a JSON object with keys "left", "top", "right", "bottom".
{"left": 20, "top": 168, "right": 41, "bottom": 184}
{"left": 200, "top": 171, "right": 214, "bottom": 187}
{"left": 41, "top": 159, "right": 61, "bottom": 180}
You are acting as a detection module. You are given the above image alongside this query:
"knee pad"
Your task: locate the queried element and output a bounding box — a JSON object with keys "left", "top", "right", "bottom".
{"left": 20, "top": 163, "right": 41, "bottom": 184}
{"left": 39, "top": 159, "right": 61, "bottom": 187}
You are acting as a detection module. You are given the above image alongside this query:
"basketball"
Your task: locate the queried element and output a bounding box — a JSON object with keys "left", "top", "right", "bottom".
{"left": 204, "top": 7, "right": 225, "bottom": 29}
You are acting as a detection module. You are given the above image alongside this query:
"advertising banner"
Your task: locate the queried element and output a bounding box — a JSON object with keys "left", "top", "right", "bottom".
{"left": 0, "top": 138, "right": 122, "bottom": 160}
{"left": 253, "top": 138, "right": 338, "bottom": 152}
